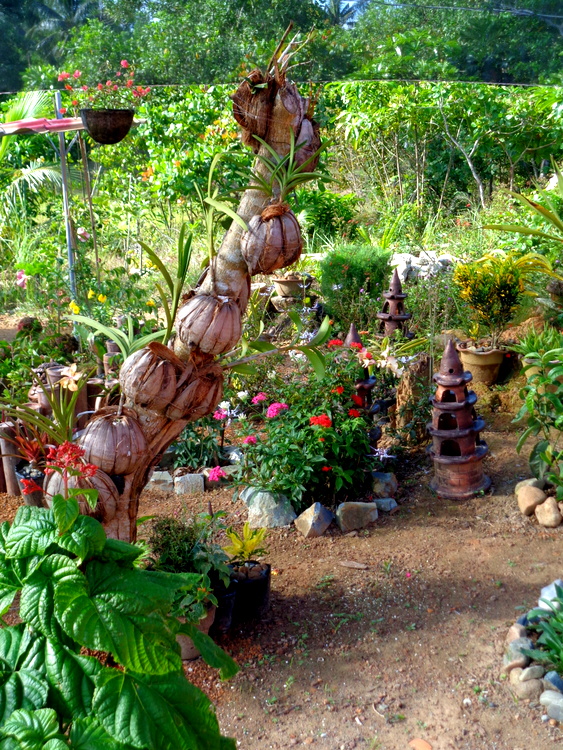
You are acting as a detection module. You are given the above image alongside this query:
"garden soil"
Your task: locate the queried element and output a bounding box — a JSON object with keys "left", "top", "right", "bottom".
{"left": 0, "top": 388, "right": 561, "bottom": 749}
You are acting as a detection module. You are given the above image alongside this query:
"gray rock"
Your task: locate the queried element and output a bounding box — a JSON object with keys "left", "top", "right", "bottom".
{"left": 505, "top": 623, "right": 527, "bottom": 645}
{"left": 503, "top": 637, "right": 534, "bottom": 673}
{"left": 174, "top": 473, "right": 205, "bottom": 496}
{"left": 146, "top": 470, "right": 174, "bottom": 491}
{"left": 243, "top": 488, "right": 297, "bottom": 528}
{"left": 520, "top": 665, "right": 545, "bottom": 681}
{"left": 371, "top": 471, "right": 398, "bottom": 498}
{"left": 544, "top": 671, "right": 563, "bottom": 693}
{"left": 517, "top": 485, "right": 546, "bottom": 516}
{"left": 535, "top": 497, "right": 562, "bottom": 527}
{"left": 336, "top": 502, "right": 378, "bottom": 532}
{"left": 538, "top": 580, "right": 563, "bottom": 611}
{"left": 373, "top": 497, "right": 398, "bottom": 513}
{"left": 540, "top": 690, "right": 563, "bottom": 721}
{"left": 222, "top": 446, "right": 244, "bottom": 464}
{"left": 515, "top": 477, "right": 545, "bottom": 494}
{"left": 294, "top": 503, "right": 334, "bottom": 538}
{"left": 512, "top": 678, "right": 543, "bottom": 701}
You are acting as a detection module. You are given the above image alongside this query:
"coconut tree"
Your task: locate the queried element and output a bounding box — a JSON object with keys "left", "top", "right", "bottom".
{"left": 29, "top": 0, "right": 100, "bottom": 59}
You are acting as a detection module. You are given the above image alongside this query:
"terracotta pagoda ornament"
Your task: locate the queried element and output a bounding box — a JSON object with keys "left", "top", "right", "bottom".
{"left": 427, "top": 340, "right": 491, "bottom": 499}
{"left": 377, "top": 269, "right": 412, "bottom": 337}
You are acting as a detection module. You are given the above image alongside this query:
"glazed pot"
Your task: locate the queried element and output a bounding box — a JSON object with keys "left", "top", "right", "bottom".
{"left": 80, "top": 109, "right": 134, "bottom": 145}
{"left": 176, "top": 605, "right": 217, "bottom": 661}
{"left": 457, "top": 346, "right": 504, "bottom": 386}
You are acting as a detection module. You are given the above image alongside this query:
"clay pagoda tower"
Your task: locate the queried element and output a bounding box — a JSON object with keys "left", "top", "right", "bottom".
{"left": 377, "top": 269, "right": 412, "bottom": 337}
{"left": 427, "top": 340, "right": 490, "bottom": 499}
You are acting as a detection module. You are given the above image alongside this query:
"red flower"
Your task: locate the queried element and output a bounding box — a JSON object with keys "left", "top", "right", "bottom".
{"left": 97, "top": 83, "right": 104, "bottom": 90}
{"left": 82, "top": 464, "right": 98, "bottom": 477}
{"left": 319, "top": 437, "right": 325, "bottom": 442}
{"left": 57, "top": 72, "right": 70, "bottom": 81}
{"left": 348, "top": 408, "right": 361, "bottom": 418}
{"left": 121, "top": 59, "right": 130, "bottom": 68}
{"left": 112, "top": 85, "right": 118, "bottom": 91}
{"left": 321, "top": 466, "right": 332, "bottom": 472}
{"left": 327, "top": 339, "right": 343, "bottom": 348}
{"left": 73, "top": 70, "right": 81, "bottom": 78}
{"left": 351, "top": 394, "right": 363, "bottom": 406}
{"left": 331, "top": 386, "right": 345, "bottom": 395}
{"left": 21, "top": 479, "right": 43, "bottom": 495}
{"left": 106, "top": 80, "right": 113, "bottom": 87}
{"left": 310, "top": 414, "right": 332, "bottom": 428}
{"left": 364, "top": 351, "right": 373, "bottom": 360}
{"left": 349, "top": 342, "right": 362, "bottom": 350}
{"left": 64, "top": 84, "right": 72, "bottom": 90}
{"left": 126, "top": 79, "right": 133, "bottom": 88}
{"left": 59, "top": 108, "right": 67, "bottom": 115}
{"left": 72, "top": 100, "right": 78, "bottom": 106}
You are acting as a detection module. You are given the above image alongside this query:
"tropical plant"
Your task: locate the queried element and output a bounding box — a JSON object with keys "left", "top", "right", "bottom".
{"left": 510, "top": 325, "right": 563, "bottom": 358}
{"left": 172, "top": 418, "right": 222, "bottom": 471}
{"left": 223, "top": 523, "right": 269, "bottom": 562}
{"left": 69, "top": 313, "right": 165, "bottom": 361}
{"left": 523, "top": 584, "right": 563, "bottom": 674}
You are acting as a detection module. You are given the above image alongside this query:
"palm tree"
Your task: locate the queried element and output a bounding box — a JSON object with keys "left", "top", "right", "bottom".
{"left": 29, "top": 0, "right": 100, "bottom": 60}
{"left": 321, "top": 0, "right": 369, "bottom": 26}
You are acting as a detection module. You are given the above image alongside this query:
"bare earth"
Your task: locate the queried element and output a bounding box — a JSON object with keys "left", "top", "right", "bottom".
{"left": 0, "top": 396, "right": 560, "bottom": 750}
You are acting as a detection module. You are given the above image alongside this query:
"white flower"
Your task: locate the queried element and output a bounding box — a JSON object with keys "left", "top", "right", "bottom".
{"left": 237, "top": 391, "right": 249, "bottom": 401}
{"left": 267, "top": 371, "right": 277, "bottom": 379}
{"left": 238, "top": 413, "right": 247, "bottom": 421}
{"left": 219, "top": 400, "right": 230, "bottom": 411}
{"left": 332, "top": 284, "right": 343, "bottom": 290}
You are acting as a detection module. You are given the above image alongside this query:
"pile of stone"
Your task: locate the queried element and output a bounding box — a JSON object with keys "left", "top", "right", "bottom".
{"left": 515, "top": 478, "right": 563, "bottom": 528}
{"left": 390, "top": 250, "right": 457, "bottom": 283}
{"left": 503, "top": 580, "right": 563, "bottom": 720}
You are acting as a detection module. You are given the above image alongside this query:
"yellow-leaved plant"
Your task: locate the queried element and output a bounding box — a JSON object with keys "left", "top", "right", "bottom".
{"left": 223, "top": 523, "right": 269, "bottom": 562}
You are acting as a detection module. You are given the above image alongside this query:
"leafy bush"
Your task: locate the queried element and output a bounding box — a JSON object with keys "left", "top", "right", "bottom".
{"left": 319, "top": 244, "right": 391, "bottom": 330}
{"left": 173, "top": 418, "right": 222, "bottom": 470}
{"left": 524, "top": 584, "right": 563, "bottom": 674}
{"left": 293, "top": 188, "right": 359, "bottom": 239}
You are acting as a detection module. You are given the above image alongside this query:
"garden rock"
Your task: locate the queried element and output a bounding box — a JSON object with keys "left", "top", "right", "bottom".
{"left": 294, "top": 503, "right": 334, "bottom": 538}
{"left": 535, "top": 497, "right": 562, "bottom": 527}
{"left": 512, "top": 678, "right": 543, "bottom": 701}
{"left": 146, "top": 470, "right": 174, "bottom": 491}
{"left": 514, "top": 477, "right": 545, "bottom": 495}
{"left": 516, "top": 485, "right": 546, "bottom": 516}
{"left": 503, "top": 637, "right": 534, "bottom": 673}
{"left": 335, "top": 502, "right": 378, "bottom": 532}
{"left": 373, "top": 497, "right": 398, "bottom": 513}
{"left": 540, "top": 691, "right": 563, "bottom": 722}
{"left": 222, "top": 446, "right": 244, "bottom": 464}
{"left": 520, "top": 665, "right": 545, "bottom": 681}
{"left": 174, "top": 473, "right": 205, "bottom": 496}
{"left": 371, "top": 471, "right": 398, "bottom": 498}
{"left": 544, "top": 671, "right": 563, "bottom": 693}
{"left": 505, "top": 623, "right": 527, "bottom": 645}
{"left": 538, "top": 579, "right": 563, "bottom": 610}
{"left": 243, "top": 488, "right": 297, "bottom": 528}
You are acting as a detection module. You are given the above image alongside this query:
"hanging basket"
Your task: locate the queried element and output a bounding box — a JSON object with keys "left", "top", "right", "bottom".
{"left": 80, "top": 109, "right": 134, "bottom": 145}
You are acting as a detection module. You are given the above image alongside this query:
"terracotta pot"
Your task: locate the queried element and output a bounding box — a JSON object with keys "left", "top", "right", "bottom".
{"left": 457, "top": 347, "right": 504, "bottom": 386}
{"left": 176, "top": 605, "right": 217, "bottom": 660}
{"left": 272, "top": 278, "right": 306, "bottom": 298}
{"left": 80, "top": 109, "right": 134, "bottom": 145}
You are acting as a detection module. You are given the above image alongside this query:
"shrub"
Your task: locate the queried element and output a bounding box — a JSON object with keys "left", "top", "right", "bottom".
{"left": 293, "top": 188, "right": 359, "bottom": 239}
{"left": 319, "top": 244, "right": 391, "bottom": 330}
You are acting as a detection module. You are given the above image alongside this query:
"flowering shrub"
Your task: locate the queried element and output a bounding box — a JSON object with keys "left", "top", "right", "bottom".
{"left": 58, "top": 60, "right": 150, "bottom": 112}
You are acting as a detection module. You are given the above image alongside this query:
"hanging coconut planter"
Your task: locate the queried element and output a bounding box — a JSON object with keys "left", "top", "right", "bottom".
{"left": 177, "top": 294, "right": 242, "bottom": 356}
{"left": 45, "top": 468, "right": 118, "bottom": 524}
{"left": 80, "top": 109, "right": 134, "bottom": 145}
{"left": 120, "top": 343, "right": 181, "bottom": 412}
{"left": 78, "top": 406, "right": 147, "bottom": 476}
{"left": 241, "top": 203, "right": 302, "bottom": 276}
{"left": 167, "top": 364, "right": 224, "bottom": 421}
{"left": 231, "top": 69, "right": 277, "bottom": 151}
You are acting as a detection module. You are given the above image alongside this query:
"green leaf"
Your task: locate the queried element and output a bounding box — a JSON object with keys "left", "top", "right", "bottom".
{"left": 203, "top": 198, "right": 247, "bottom": 232}
{"left": 307, "top": 316, "right": 331, "bottom": 347}
{"left": 56, "top": 517, "right": 106, "bottom": 562}
{"left": 0, "top": 662, "right": 49, "bottom": 725}
{"left": 0, "top": 559, "right": 22, "bottom": 617}
{"left": 98, "top": 539, "right": 145, "bottom": 567}
{"left": 93, "top": 670, "right": 236, "bottom": 750}
{"left": 44, "top": 640, "right": 101, "bottom": 721}
{"left": 67, "top": 489, "right": 98, "bottom": 511}
{"left": 530, "top": 440, "right": 551, "bottom": 479}
{"left": 248, "top": 340, "right": 277, "bottom": 353}
{"left": 287, "top": 311, "right": 303, "bottom": 333}
{"left": 138, "top": 242, "right": 174, "bottom": 295}
{"left": 52, "top": 496, "right": 79, "bottom": 536}
{"left": 69, "top": 717, "right": 125, "bottom": 750}
{"left": 297, "top": 346, "right": 326, "bottom": 380}
{"left": 0, "top": 708, "right": 64, "bottom": 748}
{"left": 177, "top": 624, "right": 238, "bottom": 680}
{"left": 228, "top": 363, "right": 258, "bottom": 376}
{"left": 5, "top": 508, "right": 57, "bottom": 560}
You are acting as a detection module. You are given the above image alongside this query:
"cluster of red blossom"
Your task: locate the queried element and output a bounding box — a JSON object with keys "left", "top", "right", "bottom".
{"left": 21, "top": 442, "right": 97, "bottom": 496}
{"left": 57, "top": 60, "right": 150, "bottom": 114}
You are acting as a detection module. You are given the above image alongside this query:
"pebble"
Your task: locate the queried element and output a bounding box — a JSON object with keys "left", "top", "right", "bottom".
{"left": 517, "top": 485, "right": 546, "bottom": 516}
{"left": 503, "top": 637, "right": 534, "bottom": 673}
{"left": 540, "top": 689, "right": 563, "bottom": 722}
{"left": 514, "top": 477, "right": 545, "bottom": 494}
{"left": 373, "top": 497, "right": 398, "bottom": 513}
{"left": 339, "top": 561, "right": 368, "bottom": 570}
{"left": 505, "top": 623, "right": 527, "bottom": 645}
{"left": 510, "top": 668, "right": 523, "bottom": 685}
{"left": 542, "top": 714, "right": 549, "bottom": 722}
{"left": 544, "top": 671, "right": 563, "bottom": 693}
{"left": 520, "top": 665, "right": 545, "bottom": 681}
{"left": 512, "top": 678, "right": 543, "bottom": 701}
{"left": 535, "top": 497, "right": 563, "bottom": 527}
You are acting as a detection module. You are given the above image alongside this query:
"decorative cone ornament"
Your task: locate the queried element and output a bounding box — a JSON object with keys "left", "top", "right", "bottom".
{"left": 344, "top": 324, "right": 363, "bottom": 348}
{"left": 427, "top": 340, "right": 491, "bottom": 499}
{"left": 377, "top": 269, "right": 412, "bottom": 337}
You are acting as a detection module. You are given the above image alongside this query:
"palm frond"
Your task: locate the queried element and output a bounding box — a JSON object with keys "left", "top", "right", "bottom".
{"left": 0, "top": 91, "right": 53, "bottom": 163}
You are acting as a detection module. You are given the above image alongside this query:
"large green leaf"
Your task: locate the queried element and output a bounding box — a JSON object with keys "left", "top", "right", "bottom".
{"left": 44, "top": 640, "right": 102, "bottom": 721}
{"left": 5, "top": 509, "right": 57, "bottom": 560}
{"left": 93, "top": 670, "right": 236, "bottom": 750}
{"left": 56, "top": 517, "right": 106, "bottom": 562}
{"left": 177, "top": 624, "right": 238, "bottom": 680}
{"left": 0, "top": 560, "right": 22, "bottom": 617}
{"left": 52, "top": 496, "right": 79, "bottom": 537}
{"left": 69, "top": 717, "right": 126, "bottom": 750}
{"left": 98, "top": 540, "right": 144, "bottom": 567}
{"left": 54, "top": 562, "right": 182, "bottom": 674}
{"left": 0, "top": 708, "right": 65, "bottom": 748}
{"left": 0, "top": 628, "right": 49, "bottom": 724}
{"left": 20, "top": 555, "right": 83, "bottom": 639}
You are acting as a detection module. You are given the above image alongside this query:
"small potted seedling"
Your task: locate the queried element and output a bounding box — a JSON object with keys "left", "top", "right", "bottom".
{"left": 223, "top": 523, "right": 270, "bottom": 624}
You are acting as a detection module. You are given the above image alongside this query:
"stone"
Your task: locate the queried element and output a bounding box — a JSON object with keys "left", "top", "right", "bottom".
{"left": 509, "top": 668, "right": 523, "bottom": 685}
{"left": 515, "top": 477, "right": 545, "bottom": 494}
{"left": 512, "top": 678, "right": 543, "bottom": 701}
{"left": 335, "top": 502, "right": 378, "bottom": 532}
{"left": 373, "top": 497, "right": 398, "bottom": 513}
{"left": 535, "top": 497, "right": 562, "bottom": 527}
{"left": 517, "top": 485, "right": 547, "bottom": 516}
{"left": 544, "top": 671, "right": 563, "bottom": 693}
{"left": 505, "top": 624, "right": 527, "bottom": 645}
{"left": 294, "top": 503, "right": 334, "bottom": 538}
{"left": 174, "top": 473, "right": 205, "bottom": 496}
{"left": 222, "top": 446, "right": 244, "bottom": 464}
{"left": 243, "top": 488, "right": 297, "bottom": 528}
{"left": 558, "top": 502, "right": 563, "bottom": 516}
{"left": 339, "top": 561, "right": 368, "bottom": 570}
{"left": 540, "top": 690, "right": 563, "bottom": 722}
{"left": 538, "top": 580, "right": 563, "bottom": 611}
{"left": 520, "top": 665, "right": 545, "bottom": 681}
{"left": 503, "top": 637, "right": 534, "bottom": 673}
{"left": 146, "top": 470, "right": 174, "bottom": 491}
{"left": 371, "top": 472, "right": 398, "bottom": 498}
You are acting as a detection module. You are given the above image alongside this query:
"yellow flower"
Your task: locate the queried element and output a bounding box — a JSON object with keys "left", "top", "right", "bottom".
{"left": 146, "top": 299, "right": 156, "bottom": 307}
{"left": 97, "top": 293, "right": 107, "bottom": 303}
{"left": 59, "top": 363, "right": 83, "bottom": 391}
{"left": 69, "top": 301, "right": 80, "bottom": 314}
{"left": 87, "top": 289, "right": 95, "bottom": 299}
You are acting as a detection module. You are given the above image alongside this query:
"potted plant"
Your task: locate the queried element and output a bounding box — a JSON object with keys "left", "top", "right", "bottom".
{"left": 57, "top": 61, "right": 150, "bottom": 144}
{"left": 223, "top": 522, "right": 270, "bottom": 625}
{"left": 1, "top": 423, "right": 48, "bottom": 507}
{"left": 511, "top": 325, "right": 563, "bottom": 393}
{"left": 453, "top": 251, "right": 525, "bottom": 385}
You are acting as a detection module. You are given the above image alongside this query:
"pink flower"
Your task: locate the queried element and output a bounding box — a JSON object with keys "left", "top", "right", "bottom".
{"left": 266, "top": 402, "right": 288, "bottom": 418}
{"left": 16, "top": 270, "right": 29, "bottom": 289}
{"left": 76, "top": 227, "right": 90, "bottom": 242}
{"left": 208, "top": 466, "right": 227, "bottom": 482}
{"left": 97, "top": 83, "right": 104, "bottom": 90}
{"left": 121, "top": 60, "right": 130, "bottom": 68}
{"left": 251, "top": 392, "right": 267, "bottom": 404}
{"left": 213, "top": 409, "right": 227, "bottom": 420}
{"left": 112, "top": 85, "right": 118, "bottom": 91}
{"left": 57, "top": 72, "right": 70, "bottom": 81}
{"left": 81, "top": 85, "right": 88, "bottom": 91}
{"left": 405, "top": 572, "right": 412, "bottom": 579}
{"left": 243, "top": 435, "right": 257, "bottom": 445}
{"left": 72, "top": 70, "right": 81, "bottom": 78}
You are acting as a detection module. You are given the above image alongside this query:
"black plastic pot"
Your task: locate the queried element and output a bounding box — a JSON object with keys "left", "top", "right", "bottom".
{"left": 209, "top": 583, "right": 237, "bottom": 636}
{"left": 80, "top": 109, "right": 134, "bottom": 145}
{"left": 15, "top": 464, "right": 45, "bottom": 508}
{"left": 230, "top": 562, "right": 271, "bottom": 625}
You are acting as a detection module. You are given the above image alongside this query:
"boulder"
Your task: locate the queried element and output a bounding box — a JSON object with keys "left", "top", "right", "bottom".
{"left": 517, "top": 485, "right": 546, "bottom": 516}
{"left": 294, "top": 503, "right": 334, "bottom": 538}
{"left": 373, "top": 497, "right": 398, "bottom": 513}
{"left": 535, "top": 497, "right": 562, "bottom": 527}
{"left": 503, "top": 637, "right": 534, "bottom": 673}
{"left": 371, "top": 472, "right": 398, "bottom": 498}
{"left": 174, "top": 473, "right": 205, "bottom": 496}
{"left": 243, "top": 488, "right": 297, "bottom": 528}
{"left": 336, "top": 502, "right": 378, "bottom": 532}
{"left": 146, "top": 470, "right": 174, "bottom": 491}
{"left": 514, "top": 477, "right": 545, "bottom": 494}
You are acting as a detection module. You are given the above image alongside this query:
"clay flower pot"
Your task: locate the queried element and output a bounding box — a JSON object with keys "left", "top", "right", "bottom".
{"left": 176, "top": 605, "right": 217, "bottom": 660}
{"left": 456, "top": 346, "right": 504, "bottom": 387}
{"left": 80, "top": 109, "right": 134, "bottom": 145}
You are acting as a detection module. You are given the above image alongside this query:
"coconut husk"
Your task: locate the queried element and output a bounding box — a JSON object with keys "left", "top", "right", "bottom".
{"left": 294, "top": 118, "right": 321, "bottom": 170}
{"left": 231, "top": 69, "right": 277, "bottom": 151}
{"left": 261, "top": 202, "right": 291, "bottom": 221}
